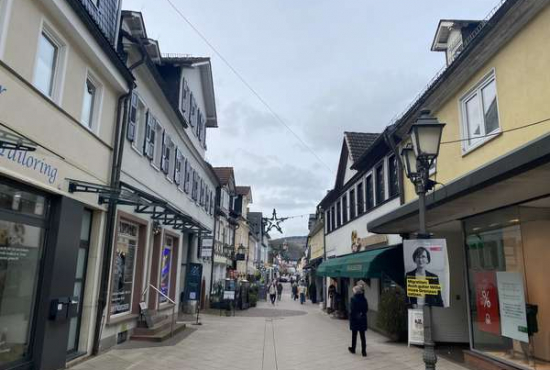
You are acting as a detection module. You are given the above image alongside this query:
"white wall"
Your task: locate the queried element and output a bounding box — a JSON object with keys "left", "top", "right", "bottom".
{"left": 343, "top": 154, "right": 357, "bottom": 184}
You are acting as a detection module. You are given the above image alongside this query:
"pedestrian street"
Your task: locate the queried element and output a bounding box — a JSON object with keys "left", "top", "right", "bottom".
{"left": 71, "top": 286, "right": 469, "bottom": 370}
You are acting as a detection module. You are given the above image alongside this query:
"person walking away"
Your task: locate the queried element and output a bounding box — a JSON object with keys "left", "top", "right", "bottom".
{"left": 298, "top": 282, "right": 307, "bottom": 304}
{"left": 292, "top": 282, "right": 298, "bottom": 301}
{"left": 277, "top": 281, "right": 283, "bottom": 301}
{"left": 348, "top": 284, "right": 368, "bottom": 357}
{"left": 268, "top": 282, "right": 277, "bottom": 305}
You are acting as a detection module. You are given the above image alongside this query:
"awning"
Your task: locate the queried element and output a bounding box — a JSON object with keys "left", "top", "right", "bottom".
{"left": 67, "top": 179, "right": 211, "bottom": 234}
{"left": 317, "top": 246, "right": 404, "bottom": 286}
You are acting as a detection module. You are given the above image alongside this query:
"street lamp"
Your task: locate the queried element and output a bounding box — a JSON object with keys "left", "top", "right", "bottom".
{"left": 401, "top": 109, "right": 445, "bottom": 370}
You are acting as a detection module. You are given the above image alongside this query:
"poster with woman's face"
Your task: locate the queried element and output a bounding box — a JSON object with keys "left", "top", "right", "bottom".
{"left": 403, "top": 239, "right": 450, "bottom": 308}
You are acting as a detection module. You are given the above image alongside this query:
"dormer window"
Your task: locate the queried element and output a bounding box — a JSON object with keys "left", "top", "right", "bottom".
{"left": 431, "top": 20, "right": 481, "bottom": 66}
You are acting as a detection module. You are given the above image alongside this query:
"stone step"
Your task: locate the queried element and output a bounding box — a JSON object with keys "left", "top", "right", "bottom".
{"left": 133, "top": 319, "right": 173, "bottom": 336}
{"left": 130, "top": 322, "right": 186, "bottom": 342}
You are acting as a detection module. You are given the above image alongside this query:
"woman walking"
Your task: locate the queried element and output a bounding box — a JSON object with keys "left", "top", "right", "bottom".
{"left": 298, "top": 281, "right": 307, "bottom": 304}
{"left": 268, "top": 281, "right": 277, "bottom": 305}
{"left": 348, "top": 284, "right": 368, "bottom": 357}
{"left": 277, "top": 281, "right": 283, "bottom": 301}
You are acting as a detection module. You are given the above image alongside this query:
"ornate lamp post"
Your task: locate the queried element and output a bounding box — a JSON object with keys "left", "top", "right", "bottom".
{"left": 400, "top": 109, "right": 445, "bottom": 370}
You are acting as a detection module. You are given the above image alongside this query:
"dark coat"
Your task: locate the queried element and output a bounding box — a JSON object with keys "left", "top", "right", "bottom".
{"left": 405, "top": 269, "right": 444, "bottom": 307}
{"left": 349, "top": 293, "right": 368, "bottom": 331}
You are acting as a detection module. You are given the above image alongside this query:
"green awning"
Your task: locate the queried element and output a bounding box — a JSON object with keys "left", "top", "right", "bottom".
{"left": 317, "top": 246, "right": 404, "bottom": 285}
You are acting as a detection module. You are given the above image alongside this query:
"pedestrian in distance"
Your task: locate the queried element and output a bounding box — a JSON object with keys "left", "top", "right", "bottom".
{"left": 298, "top": 281, "right": 307, "bottom": 304}
{"left": 268, "top": 281, "right": 277, "bottom": 305}
{"left": 292, "top": 281, "right": 298, "bottom": 301}
{"left": 277, "top": 280, "right": 283, "bottom": 301}
{"left": 348, "top": 284, "right": 368, "bottom": 357}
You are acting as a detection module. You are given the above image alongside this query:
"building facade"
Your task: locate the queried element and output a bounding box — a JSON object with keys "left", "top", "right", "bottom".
{"left": 368, "top": 2, "right": 550, "bottom": 369}
{"left": 0, "top": 0, "right": 133, "bottom": 369}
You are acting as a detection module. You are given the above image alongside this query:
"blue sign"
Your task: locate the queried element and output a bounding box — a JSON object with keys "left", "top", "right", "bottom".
{"left": 185, "top": 263, "right": 202, "bottom": 301}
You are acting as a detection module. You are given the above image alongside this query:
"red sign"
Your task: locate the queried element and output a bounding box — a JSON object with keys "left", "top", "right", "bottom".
{"left": 474, "top": 271, "right": 500, "bottom": 335}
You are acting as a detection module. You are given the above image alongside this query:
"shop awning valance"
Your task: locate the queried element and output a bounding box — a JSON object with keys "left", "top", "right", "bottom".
{"left": 68, "top": 179, "right": 211, "bottom": 234}
{"left": 317, "top": 246, "right": 404, "bottom": 286}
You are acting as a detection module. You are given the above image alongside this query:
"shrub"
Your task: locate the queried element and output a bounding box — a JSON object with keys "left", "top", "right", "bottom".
{"left": 249, "top": 292, "right": 258, "bottom": 307}
{"left": 376, "top": 286, "right": 408, "bottom": 340}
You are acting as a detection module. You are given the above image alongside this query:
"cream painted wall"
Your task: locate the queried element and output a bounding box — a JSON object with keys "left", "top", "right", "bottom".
{"left": 310, "top": 227, "right": 324, "bottom": 260}
{"left": 404, "top": 5, "right": 550, "bottom": 202}
{"left": 2, "top": 0, "right": 125, "bottom": 146}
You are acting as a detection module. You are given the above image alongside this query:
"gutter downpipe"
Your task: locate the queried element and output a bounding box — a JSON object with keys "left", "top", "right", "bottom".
{"left": 91, "top": 41, "right": 145, "bottom": 355}
{"left": 322, "top": 210, "right": 327, "bottom": 310}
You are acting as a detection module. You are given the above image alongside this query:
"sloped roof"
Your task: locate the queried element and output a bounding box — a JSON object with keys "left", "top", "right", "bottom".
{"left": 213, "top": 167, "right": 234, "bottom": 186}
{"left": 236, "top": 186, "right": 251, "bottom": 196}
{"left": 344, "top": 132, "right": 379, "bottom": 162}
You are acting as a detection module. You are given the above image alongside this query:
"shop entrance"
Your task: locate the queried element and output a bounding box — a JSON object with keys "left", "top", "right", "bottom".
{"left": 0, "top": 182, "right": 48, "bottom": 370}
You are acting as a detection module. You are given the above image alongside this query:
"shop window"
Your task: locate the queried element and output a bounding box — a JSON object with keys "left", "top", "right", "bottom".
{"left": 388, "top": 155, "right": 399, "bottom": 198}
{"left": 159, "top": 235, "right": 173, "bottom": 303}
{"left": 366, "top": 174, "right": 374, "bottom": 211}
{"left": 111, "top": 220, "right": 139, "bottom": 316}
{"left": 357, "top": 182, "right": 364, "bottom": 216}
{"left": 460, "top": 70, "right": 500, "bottom": 153}
{"left": 464, "top": 205, "right": 550, "bottom": 369}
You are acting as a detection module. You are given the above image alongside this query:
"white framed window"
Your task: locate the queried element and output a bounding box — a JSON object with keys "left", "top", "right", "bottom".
{"left": 179, "top": 77, "right": 190, "bottom": 117}
{"left": 160, "top": 132, "right": 173, "bottom": 176}
{"left": 460, "top": 70, "right": 500, "bottom": 153}
{"left": 184, "top": 161, "right": 191, "bottom": 194}
{"left": 151, "top": 122, "right": 163, "bottom": 169}
{"left": 143, "top": 112, "right": 156, "bottom": 160}
{"left": 174, "top": 148, "right": 184, "bottom": 188}
{"left": 80, "top": 72, "right": 103, "bottom": 131}
{"left": 128, "top": 94, "right": 147, "bottom": 153}
{"left": 0, "top": 0, "right": 14, "bottom": 60}
{"left": 33, "top": 22, "right": 66, "bottom": 102}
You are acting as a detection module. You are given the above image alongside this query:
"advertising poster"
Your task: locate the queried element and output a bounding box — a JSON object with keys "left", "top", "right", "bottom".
{"left": 159, "top": 246, "right": 171, "bottom": 303}
{"left": 403, "top": 239, "right": 449, "bottom": 308}
{"left": 474, "top": 271, "right": 500, "bottom": 335}
{"left": 408, "top": 308, "right": 424, "bottom": 346}
{"left": 496, "top": 271, "right": 528, "bottom": 343}
{"left": 185, "top": 263, "right": 202, "bottom": 301}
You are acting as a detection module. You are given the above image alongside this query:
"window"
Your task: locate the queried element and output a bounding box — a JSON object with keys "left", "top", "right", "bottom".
{"left": 160, "top": 132, "right": 173, "bottom": 176}
{"left": 336, "top": 201, "right": 341, "bottom": 227}
{"left": 127, "top": 92, "right": 138, "bottom": 142}
{"left": 174, "top": 148, "right": 183, "bottom": 187}
{"left": 196, "top": 110, "right": 202, "bottom": 138}
{"left": 325, "top": 210, "right": 330, "bottom": 233}
{"left": 81, "top": 77, "right": 97, "bottom": 129}
{"left": 460, "top": 71, "right": 500, "bottom": 151}
{"left": 180, "top": 78, "right": 190, "bottom": 116}
{"left": 159, "top": 235, "right": 173, "bottom": 303}
{"left": 375, "top": 163, "right": 385, "bottom": 204}
{"left": 34, "top": 31, "right": 59, "bottom": 98}
{"left": 143, "top": 112, "right": 156, "bottom": 160}
{"left": 388, "top": 155, "right": 399, "bottom": 198}
{"left": 152, "top": 123, "right": 163, "bottom": 168}
{"left": 342, "top": 194, "right": 348, "bottom": 223}
{"left": 357, "top": 182, "right": 364, "bottom": 215}
{"left": 366, "top": 174, "right": 374, "bottom": 210}
{"left": 111, "top": 220, "right": 139, "bottom": 315}
{"left": 331, "top": 206, "right": 336, "bottom": 230}
{"left": 192, "top": 170, "right": 198, "bottom": 201}
{"left": 349, "top": 189, "right": 356, "bottom": 219}
{"left": 184, "top": 161, "right": 191, "bottom": 194}
{"left": 189, "top": 93, "right": 196, "bottom": 128}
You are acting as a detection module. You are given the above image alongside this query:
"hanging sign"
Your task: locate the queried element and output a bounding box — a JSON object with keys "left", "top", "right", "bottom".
{"left": 474, "top": 271, "right": 500, "bottom": 335}
{"left": 408, "top": 308, "right": 424, "bottom": 346}
{"left": 496, "top": 271, "right": 528, "bottom": 342}
{"left": 403, "top": 239, "right": 449, "bottom": 307}
{"left": 201, "top": 237, "right": 213, "bottom": 258}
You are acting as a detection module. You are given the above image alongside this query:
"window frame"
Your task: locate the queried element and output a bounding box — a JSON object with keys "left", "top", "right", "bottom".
{"left": 375, "top": 161, "right": 385, "bottom": 205}
{"left": 388, "top": 155, "right": 399, "bottom": 198}
{"left": 336, "top": 201, "right": 342, "bottom": 227}
{"left": 0, "top": 0, "right": 14, "bottom": 60}
{"left": 33, "top": 20, "right": 67, "bottom": 103}
{"left": 366, "top": 173, "right": 374, "bottom": 211}
{"left": 129, "top": 94, "right": 147, "bottom": 155}
{"left": 349, "top": 188, "right": 356, "bottom": 220}
{"left": 342, "top": 194, "right": 348, "bottom": 224}
{"left": 80, "top": 70, "right": 103, "bottom": 133}
{"left": 459, "top": 69, "right": 501, "bottom": 154}
{"left": 357, "top": 181, "right": 364, "bottom": 216}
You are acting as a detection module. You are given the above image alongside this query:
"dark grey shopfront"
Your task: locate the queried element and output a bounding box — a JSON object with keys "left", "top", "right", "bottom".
{"left": 0, "top": 177, "right": 92, "bottom": 370}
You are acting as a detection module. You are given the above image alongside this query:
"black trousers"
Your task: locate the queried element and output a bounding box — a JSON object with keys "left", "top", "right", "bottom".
{"left": 351, "top": 330, "right": 366, "bottom": 353}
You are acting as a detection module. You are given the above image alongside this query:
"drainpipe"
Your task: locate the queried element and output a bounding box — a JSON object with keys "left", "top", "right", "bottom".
{"left": 322, "top": 209, "right": 327, "bottom": 310}
{"left": 91, "top": 40, "right": 145, "bottom": 355}
{"left": 208, "top": 192, "right": 219, "bottom": 306}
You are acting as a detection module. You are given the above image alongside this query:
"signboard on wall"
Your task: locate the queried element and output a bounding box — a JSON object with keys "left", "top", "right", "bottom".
{"left": 408, "top": 308, "right": 424, "bottom": 346}
{"left": 474, "top": 271, "right": 500, "bottom": 335}
{"left": 403, "top": 239, "right": 449, "bottom": 308}
{"left": 496, "top": 271, "right": 528, "bottom": 342}
{"left": 201, "top": 237, "right": 213, "bottom": 258}
{"left": 184, "top": 263, "right": 203, "bottom": 301}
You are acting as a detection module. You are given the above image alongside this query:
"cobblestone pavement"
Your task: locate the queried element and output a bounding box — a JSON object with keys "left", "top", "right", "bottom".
{"left": 72, "top": 288, "right": 469, "bottom": 370}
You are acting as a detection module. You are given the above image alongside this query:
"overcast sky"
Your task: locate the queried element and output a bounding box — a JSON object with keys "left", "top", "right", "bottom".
{"left": 122, "top": 0, "right": 499, "bottom": 238}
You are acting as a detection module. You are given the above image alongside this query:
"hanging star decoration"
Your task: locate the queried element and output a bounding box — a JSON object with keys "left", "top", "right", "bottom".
{"left": 263, "top": 208, "right": 288, "bottom": 234}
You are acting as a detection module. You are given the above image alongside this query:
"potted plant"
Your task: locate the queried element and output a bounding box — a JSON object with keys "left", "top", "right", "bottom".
{"left": 376, "top": 286, "right": 408, "bottom": 341}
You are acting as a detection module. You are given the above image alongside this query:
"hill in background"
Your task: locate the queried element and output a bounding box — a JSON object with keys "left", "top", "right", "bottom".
{"left": 269, "top": 236, "right": 307, "bottom": 261}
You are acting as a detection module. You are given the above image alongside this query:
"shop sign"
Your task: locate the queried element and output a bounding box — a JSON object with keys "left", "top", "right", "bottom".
{"left": 0, "top": 148, "right": 59, "bottom": 185}
{"left": 201, "top": 237, "right": 213, "bottom": 258}
{"left": 474, "top": 271, "right": 500, "bottom": 335}
{"left": 351, "top": 230, "right": 387, "bottom": 253}
{"left": 346, "top": 264, "right": 362, "bottom": 272}
{"left": 496, "top": 271, "right": 529, "bottom": 343}
{"left": 403, "top": 239, "right": 449, "bottom": 308}
{"left": 184, "top": 263, "right": 202, "bottom": 301}
{"left": 408, "top": 308, "right": 424, "bottom": 346}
